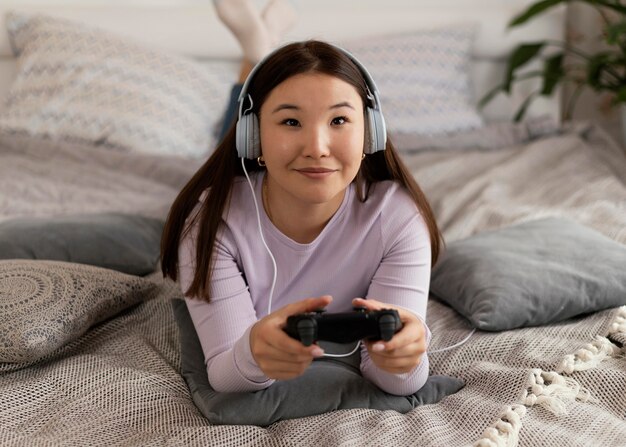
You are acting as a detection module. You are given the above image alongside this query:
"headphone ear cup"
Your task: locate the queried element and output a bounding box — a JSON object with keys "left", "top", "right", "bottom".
{"left": 235, "top": 116, "right": 247, "bottom": 158}
{"left": 236, "top": 113, "right": 261, "bottom": 159}
{"left": 364, "top": 107, "right": 386, "bottom": 154}
{"left": 249, "top": 113, "right": 260, "bottom": 159}
{"left": 364, "top": 110, "right": 373, "bottom": 154}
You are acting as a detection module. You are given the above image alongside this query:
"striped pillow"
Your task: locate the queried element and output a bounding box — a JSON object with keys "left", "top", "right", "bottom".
{"left": 343, "top": 25, "right": 484, "bottom": 137}
{"left": 0, "top": 12, "right": 232, "bottom": 158}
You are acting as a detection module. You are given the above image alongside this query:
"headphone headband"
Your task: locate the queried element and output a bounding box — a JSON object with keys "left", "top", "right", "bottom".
{"left": 235, "top": 41, "right": 387, "bottom": 159}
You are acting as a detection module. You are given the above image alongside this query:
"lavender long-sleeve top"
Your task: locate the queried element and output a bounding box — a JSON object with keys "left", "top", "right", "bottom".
{"left": 179, "top": 172, "right": 432, "bottom": 395}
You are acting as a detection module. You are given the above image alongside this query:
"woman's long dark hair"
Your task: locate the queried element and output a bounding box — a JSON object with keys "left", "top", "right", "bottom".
{"left": 161, "top": 40, "right": 443, "bottom": 301}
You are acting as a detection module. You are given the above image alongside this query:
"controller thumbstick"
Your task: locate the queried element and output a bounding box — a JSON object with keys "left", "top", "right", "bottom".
{"left": 379, "top": 314, "right": 396, "bottom": 341}
{"left": 297, "top": 318, "right": 317, "bottom": 347}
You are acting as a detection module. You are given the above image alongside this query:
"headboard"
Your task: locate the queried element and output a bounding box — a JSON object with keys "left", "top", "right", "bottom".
{"left": 0, "top": 0, "right": 565, "bottom": 122}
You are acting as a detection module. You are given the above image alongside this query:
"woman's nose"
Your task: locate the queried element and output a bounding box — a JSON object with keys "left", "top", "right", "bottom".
{"left": 302, "top": 125, "right": 331, "bottom": 158}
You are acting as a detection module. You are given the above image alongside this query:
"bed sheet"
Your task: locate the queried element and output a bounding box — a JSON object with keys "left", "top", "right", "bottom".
{"left": 0, "top": 133, "right": 201, "bottom": 223}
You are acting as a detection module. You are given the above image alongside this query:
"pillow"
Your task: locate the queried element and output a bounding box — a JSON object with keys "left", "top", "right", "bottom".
{"left": 172, "top": 299, "right": 464, "bottom": 426}
{"left": 0, "top": 259, "right": 158, "bottom": 363}
{"left": 430, "top": 218, "right": 626, "bottom": 331}
{"left": 0, "top": 12, "right": 232, "bottom": 158}
{"left": 342, "top": 25, "right": 484, "bottom": 137}
{"left": 0, "top": 213, "right": 163, "bottom": 276}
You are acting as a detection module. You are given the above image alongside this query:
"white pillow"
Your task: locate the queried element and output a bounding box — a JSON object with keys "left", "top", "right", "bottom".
{"left": 342, "top": 25, "right": 483, "bottom": 137}
{"left": 0, "top": 12, "right": 234, "bottom": 158}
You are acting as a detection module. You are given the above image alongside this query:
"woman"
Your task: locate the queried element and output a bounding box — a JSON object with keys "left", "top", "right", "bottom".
{"left": 161, "top": 40, "right": 442, "bottom": 396}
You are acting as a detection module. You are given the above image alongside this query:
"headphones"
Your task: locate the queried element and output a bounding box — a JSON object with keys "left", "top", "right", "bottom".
{"left": 235, "top": 42, "right": 387, "bottom": 160}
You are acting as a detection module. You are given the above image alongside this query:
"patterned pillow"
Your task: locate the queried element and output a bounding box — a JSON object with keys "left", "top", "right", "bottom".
{"left": 342, "top": 25, "right": 484, "bottom": 137}
{"left": 0, "top": 260, "right": 159, "bottom": 363}
{"left": 0, "top": 12, "right": 233, "bottom": 158}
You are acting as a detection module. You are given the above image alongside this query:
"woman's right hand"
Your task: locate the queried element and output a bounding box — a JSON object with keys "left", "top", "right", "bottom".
{"left": 249, "top": 295, "right": 332, "bottom": 380}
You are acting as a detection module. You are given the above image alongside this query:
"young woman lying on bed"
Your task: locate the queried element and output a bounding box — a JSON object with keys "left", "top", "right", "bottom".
{"left": 160, "top": 0, "right": 456, "bottom": 420}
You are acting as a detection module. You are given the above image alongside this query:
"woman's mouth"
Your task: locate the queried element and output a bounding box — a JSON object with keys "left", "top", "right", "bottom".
{"left": 296, "top": 168, "right": 336, "bottom": 179}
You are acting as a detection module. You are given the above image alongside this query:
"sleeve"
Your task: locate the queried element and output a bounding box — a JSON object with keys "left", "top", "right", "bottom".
{"left": 178, "top": 218, "right": 275, "bottom": 393}
{"left": 360, "top": 192, "right": 433, "bottom": 396}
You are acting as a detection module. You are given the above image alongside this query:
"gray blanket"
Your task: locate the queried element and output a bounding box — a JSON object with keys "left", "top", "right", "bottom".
{"left": 0, "top": 133, "right": 201, "bottom": 222}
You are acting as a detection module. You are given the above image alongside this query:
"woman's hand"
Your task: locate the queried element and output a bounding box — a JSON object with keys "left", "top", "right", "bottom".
{"left": 352, "top": 297, "right": 426, "bottom": 374}
{"left": 249, "top": 295, "right": 332, "bottom": 380}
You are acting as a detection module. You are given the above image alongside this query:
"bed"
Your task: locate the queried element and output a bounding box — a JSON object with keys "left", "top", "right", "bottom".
{"left": 1, "top": 1, "right": 625, "bottom": 446}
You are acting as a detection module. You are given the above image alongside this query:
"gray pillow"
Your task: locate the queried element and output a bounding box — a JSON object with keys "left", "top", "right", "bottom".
{"left": 0, "top": 260, "right": 158, "bottom": 363}
{"left": 430, "top": 218, "right": 626, "bottom": 331}
{"left": 172, "top": 299, "right": 464, "bottom": 426}
{"left": 0, "top": 213, "right": 163, "bottom": 276}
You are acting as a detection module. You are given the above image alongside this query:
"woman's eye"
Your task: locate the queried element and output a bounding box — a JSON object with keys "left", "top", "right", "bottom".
{"left": 282, "top": 118, "right": 300, "bottom": 127}
{"left": 331, "top": 116, "right": 347, "bottom": 125}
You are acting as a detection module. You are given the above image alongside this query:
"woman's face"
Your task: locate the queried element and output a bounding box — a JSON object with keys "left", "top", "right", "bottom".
{"left": 258, "top": 72, "right": 365, "bottom": 210}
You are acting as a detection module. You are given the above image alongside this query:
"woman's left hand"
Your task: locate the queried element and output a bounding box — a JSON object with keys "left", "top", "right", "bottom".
{"left": 352, "top": 297, "right": 427, "bottom": 374}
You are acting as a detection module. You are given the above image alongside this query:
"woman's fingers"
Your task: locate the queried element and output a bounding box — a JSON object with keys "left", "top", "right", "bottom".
{"left": 250, "top": 295, "right": 332, "bottom": 379}
{"left": 352, "top": 297, "right": 383, "bottom": 311}
{"left": 353, "top": 297, "right": 425, "bottom": 346}
{"left": 351, "top": 297, "right": 428, "bottom": 373}
{"left": 278, "top": 295, "right": 333, "bottom": 318}
{"left": 258, "top": 295, "right": 331, "bottom": 353}
{"left": 380, "top": 317, "right": 425, "bottom": 350}
{"left": 366, "top": 337, "right": 424, "bottom": 359}
{"left": 365, "top": 339, "right": 424, "bottom": 373}
{"left": 253, "top": 332, "right": 323, "bottom": 379}
{"left": 255, "top": 330, "right": 323, "bottom": 360}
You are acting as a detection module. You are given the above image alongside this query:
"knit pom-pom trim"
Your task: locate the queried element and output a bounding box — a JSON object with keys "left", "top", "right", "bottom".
{"left": 522, "top": 369, "right": 592, "bottom": 416}
{"left": 608, "top": 306, "right": 626, "bottom": 339}
{"left": 557, "top": 306, "right": 626, "bottom": 373}
{"left": 474, "top": 405, "right": 526, "bottom": 447}
{"left": 556, "top": 335, "right": 621, "bottom": 374}
{"left": 473, "top": 307, "right": 625, "bottom": 447}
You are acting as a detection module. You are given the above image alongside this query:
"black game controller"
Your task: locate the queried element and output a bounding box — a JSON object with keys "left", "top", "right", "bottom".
{"left": 284, "top": 307, "right": 403, "bottom": 347}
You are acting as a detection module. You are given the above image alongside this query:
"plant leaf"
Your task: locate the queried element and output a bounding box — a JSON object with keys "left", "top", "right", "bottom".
{"left": 480, "top": 71, "right": 544, "bottom": 108}
{"left": 564, "top": 82, "right": 585, "bottom": 120}
{"left": 586, "top": 52, "right": 616, "bottom": 91}
{"left": 505, "top": 43, "right": 546, "bottom": 92}
{"left": 541, "top": 53, "right": 564, "bottom": 95}
{"left": 509, "top": 0, "right": 565, "bottom": 27}
{"left": 514, "top": 93, "right": 538, "bottom": 122}
{"left": 616, "top": 86, "right": 626, "bottom": 103}
{"left": 478, "top": 84, "right": 505, "bottom": 109}
{"left": 605, "top": 21, "right": 626, "bottom": 46}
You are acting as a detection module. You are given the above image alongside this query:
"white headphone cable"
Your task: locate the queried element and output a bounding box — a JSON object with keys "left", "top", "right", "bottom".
{"left": 242, "top": 159, "right": 359, "bottom": 359}
{"left": 241, "top": 158, "right": 278, "bottom": 316}
{"left": 242, "top": 158, "right": 474, "bottom": 359}
{"left": 428, "top": 328, "right": 476, "bottom": 354}
{"left": 327, "top": 328, "right": 477, "bottom": 359}
{"left": 322, "top": 342, "right": 361, "bottom": 358}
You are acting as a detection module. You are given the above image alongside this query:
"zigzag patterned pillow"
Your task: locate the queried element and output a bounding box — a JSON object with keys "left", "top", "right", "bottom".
{"left": 343, "top": 25, "right": 484, "bottom": 137}
{"left": 0, "top": 12, "right": 232, "bottom": 158}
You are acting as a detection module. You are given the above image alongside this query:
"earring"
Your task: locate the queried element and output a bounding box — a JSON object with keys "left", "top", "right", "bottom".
{"left": 257, "top": 156, "right": 266, "bottom": 167}
{"left": 361, "top": 153, "right": 366, "bottom": 160}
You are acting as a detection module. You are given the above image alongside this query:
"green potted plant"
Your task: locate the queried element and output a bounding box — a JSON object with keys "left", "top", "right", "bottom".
{"left": 480, "top": 0, "right": 626, "bottom": 124}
